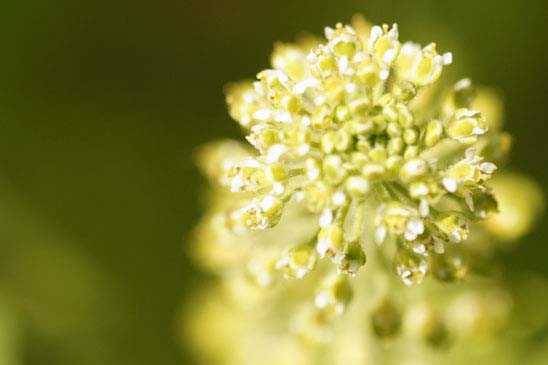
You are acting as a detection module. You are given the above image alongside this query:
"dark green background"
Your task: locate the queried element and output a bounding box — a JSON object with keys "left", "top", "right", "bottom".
{"left": 0, "top": 0, "right": 546, "bottom": 364}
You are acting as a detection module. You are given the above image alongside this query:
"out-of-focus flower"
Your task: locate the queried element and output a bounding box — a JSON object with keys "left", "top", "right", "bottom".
{"left": 484, "top": 171, "right": 544, "bottom": 243}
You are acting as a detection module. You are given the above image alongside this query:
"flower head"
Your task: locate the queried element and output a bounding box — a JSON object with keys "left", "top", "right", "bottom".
{"left": 207, "top": 18, "right": 507, "bottom": 287}
{"left": 185, "top": 15, "right": 546, "bottom": 365}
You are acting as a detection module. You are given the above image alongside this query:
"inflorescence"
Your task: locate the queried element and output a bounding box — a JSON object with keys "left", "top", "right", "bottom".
{"left": 185, "top": 16, "right": 546, "bottom": 365}
{"left": 205, "top": 20, "right": 507, "bottom": 287}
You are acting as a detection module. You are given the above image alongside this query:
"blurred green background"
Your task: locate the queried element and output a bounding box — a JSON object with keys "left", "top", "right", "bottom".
{"left": 0, "top": 0, "right": 546, "bottom": 364}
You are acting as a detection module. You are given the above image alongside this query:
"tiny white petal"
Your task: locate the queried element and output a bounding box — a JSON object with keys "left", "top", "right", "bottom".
{"left": 273, "top": 183, "right": 285, "bottom": 195}
{"left": 266, "top": 144, "right": 287, "bottom": 163}
{"left": 252, "top": 109, "right": 271, "bottom": 121}
{"left": 404, "top": 231, "right": 417, "bottom": 241}
{"left": 319, "top": 209, "right": 334, "bottom": 228}
{"left": 293, "top": 78, "right": 319, "bottom": 94}
{"left": 315, "top": 293, "right": 328, "bottom": 308}
{"left": 383, "top": 48, "right": 397, "bottom": 64}
{"left": 407, "top": 217, "right": 425, "bottom": 235}
{"left": 274, "top": 111, "right": 292, "bottom": 123}
{"left": 241, "top": 158, "right": 261, "bottom": 168}
{"left": 332, "top": 191, "right": 347, "bottom": 206}
{"left": 465, "top": 148, "right": 476, "bottom": 159}
{"left": 455, "top": 78, "right": 471, "bottom": 90}
{"left": 306, "top": 167, "right": 320, "bottom": 181}
{"left": 324, "top": 26, "right": 334, "bottom": 39}
{"left": 369, "top": 26, "right": 383, "bottom": 48}
{"left": 443, "top": 177, "right": 457, "bottom": 193}
{"left": 338, "top": 57, "right": 349, "bottom": 73}
{"left": 473, "top": 125, "right": 487, "bottom": 135}
{"left": 316, "top": 240, "right": 328, "bottom": 257}
{"left": 480, "top": 162, "right": 497, "bottom": 174}
{"left": 314, "top": 95, "right": 327, "bottom": 106}
{"left": 297, "top": 144, "right": 310, "bottom": 155}
{"left": 345, "top": 83, "right": 357, "bottom": 94}
{"left": 260, "top": 195, "right": 276, "bottom": 210}
{"left": 434, "top": 240, "right": 445, "bottom": 254}
{"left": 412, "top": 243, "right": 427, "bottom": 255}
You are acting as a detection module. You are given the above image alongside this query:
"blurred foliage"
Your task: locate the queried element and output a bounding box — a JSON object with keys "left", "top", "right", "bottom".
{"left": 0, "top": 0, "right": 546, "bottom": 364}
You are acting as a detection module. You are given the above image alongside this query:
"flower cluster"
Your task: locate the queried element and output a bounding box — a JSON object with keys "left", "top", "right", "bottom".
{"left": 183, "top": 16, "right": 545, "bottom": 365}
{"left": 201, "top": 18, "right": 507, "bottom": 288}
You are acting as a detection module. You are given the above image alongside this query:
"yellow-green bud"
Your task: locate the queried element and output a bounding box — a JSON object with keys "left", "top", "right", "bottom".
{"left": 403, "top": 127, "right": 419, "bottom": 145}
{"left": 397, "top": 103, "right": 414, "bottom": 128}
{"left": 323, "top": 155, "right": 347, "bottom": 185}
{"left": 345, "top": 176, "right": 371, "bottom": 197}
{"left": 393, "top": 249, "right": 428, "bottom": 285}
{"left": 337, "top": 241, "right": 366, "bottom": 276}
{"left": 371, "top": 299, "right": 402, "bottom": 340}
{"left": 435, "top": 212, "right": 469, "bottom": 243}
{"left": 368, "top": 146, "right": 387, "bottom": 163}
{"left": 315, "top": 274, "right": 353, "bottom": 318}
{"left": 430, "top": 252, "right": 467, "bottom": 282}
{"left": 362, "top": 163, "right": 386, "bottom": 180}
{"left": 242, "top": 195, "right": 285, "bottom": 230}
{"left": 334, "top": 129, "right": 352, "bottom": 152}
{"left": 321, "top": 131, "right": 336, "bottom": 153}
{"left": 387, "top": 137, "right": 405, "bottom": 155}
{"left": 266, "top": 162, "right": 288, "bottom": 183}
{"left": 316, "top": 224, "right": 345, "bottom": 261}
{"left": 405, "top": 303, "right": 448, "bottom": 347}
{"left": 386, "top": 122, "right": 402, "bottom": 137}
{"left": 403, "top": 145, "right": 419, "bottom": 160}
{"left": 392, "top": 80, "right": 417, "bottom": 102}
{"left": 304, "top": 181, "right": 331, "bottom": 213}
{"left": 447, "top": 109, "right": 487, "bottom": 144}
{"left": 424, "top": 120, "right": 444, "bottom": 147}
{"left": 385, "top": 155, "right": 404, "bottom": 174}
{"left": 399, "top": 158, "right": 428, "bottom": 182}
{"left": 277, "top": 244, "right": 318, "bottom": 279}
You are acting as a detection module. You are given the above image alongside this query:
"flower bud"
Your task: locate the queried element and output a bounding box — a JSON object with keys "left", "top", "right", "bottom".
{"left": 316, "top": 224, "right": 345, "bottom": 262}
{"left": 337, "top": 241, "right": 366, "bottom": 276}
{"left": 399, "top": 158, "right": 428, "bottom": 182}
{"left": 246, "top": 254, "right": 278, "bottom": 287}
{"left": 435, "top": 212, "right": 469, "bottom": 243}
{"left": 396, "top": 42, "right": 452, "bottom": 86}
{"left": 242, "top": 195, "right": 284, "bottom": 230}
{"left": 304, "top": 181, "right": 331, "bottom": 213}
{"left": 323, "top": 154, "right": 347, "bottom": 185}
{"left": 424, "top": 120, "right": 444, "bottom": 147}
{"left": 345, "top": 176, "right": 370, "bottom": 197}
{"left": 431, "top": 252, "right": 467, "bottom": 282}
{"left": 392, "top": 80, "right": 417, "bottom": 102}
{"left": 447, "top": 109, "right": 487, "bottom": 144}
{"left": 393, "top": 249, "right": 428, "bottom": 285}
{"left": 270, "top": 43, "right": 307, "bottom": 81}
{"left": 371, "top": 300, "right": 402, "bottom": 340}
{"left": 405, "top": 303, "right": 448, "bottom": 347}
{"left": 277, "top": 244, "right": 318, "bottom": 279}
{"left": 451, "top": 78, "right": 475, "bottom": 108}
{"left": 370, "top": 24, "right": 400, "bottom": 76}
{"left": 315, "top": 274, "right": 353, "bottom": 318}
